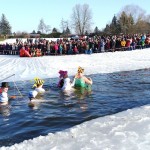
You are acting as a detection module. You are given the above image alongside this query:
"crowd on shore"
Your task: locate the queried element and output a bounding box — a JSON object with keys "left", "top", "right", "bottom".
{"left": 0, "top": 33, "right": 150, "bottom": 56}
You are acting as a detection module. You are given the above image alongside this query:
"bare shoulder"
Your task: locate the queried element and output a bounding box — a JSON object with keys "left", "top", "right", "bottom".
{"left": 87, "top": 77, "right": 92, "bottom": 81}
{"left": 83, "top": 76, "right": 92, "bottom": 80}
{"left": 83, "top": 76, "right": 93, "bottom": 84}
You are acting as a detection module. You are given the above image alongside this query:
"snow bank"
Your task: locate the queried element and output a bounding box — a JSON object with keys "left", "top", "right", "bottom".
{"left": 1, "top": 105, "right": 150, "bottom": 150}
{"left": 0, "top": 49, "right": 150, "bottom": 82}
{"left": 0, "top": 49, "right": 150, "bottom": 150}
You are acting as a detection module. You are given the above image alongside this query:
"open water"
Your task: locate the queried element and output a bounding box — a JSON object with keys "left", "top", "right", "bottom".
{"left": 0, "top": 68, "right": 150, "bottom": 147}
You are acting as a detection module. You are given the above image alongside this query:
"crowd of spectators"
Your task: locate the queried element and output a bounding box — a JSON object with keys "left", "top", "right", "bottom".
{"left": 0, "top": 33, "right": 150, "bottom": 56}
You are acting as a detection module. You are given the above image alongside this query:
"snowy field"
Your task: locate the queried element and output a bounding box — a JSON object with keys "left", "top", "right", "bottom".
{"left": 0, "top": 49, "right": 150, "bottom": 82}
{"left": 0, "top": 49, "right": 150, "bottom": 150}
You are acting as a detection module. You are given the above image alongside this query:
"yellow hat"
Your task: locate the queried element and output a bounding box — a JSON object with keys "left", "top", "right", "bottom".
{"left": 33, "top": 77, "right": 44, "bottom": 88}
{"left": 78, "top": 66, "right": 84, "bottom": 73}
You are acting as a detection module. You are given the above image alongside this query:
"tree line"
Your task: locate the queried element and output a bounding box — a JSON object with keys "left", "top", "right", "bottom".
{"left": 96, "top": 5, "right": 150, "bottom": 35}
{"left": 0, "top": 4, "right": 150, "bottom": 38}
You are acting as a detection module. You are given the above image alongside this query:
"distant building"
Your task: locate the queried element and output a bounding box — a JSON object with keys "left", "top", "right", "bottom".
{"left": 29, "top": 33, "right": 40, "bottom": 38}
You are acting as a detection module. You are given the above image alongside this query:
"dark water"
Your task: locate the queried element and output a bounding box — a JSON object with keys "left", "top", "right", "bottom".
{"left": 0, "top": 69, "right": 150, "bottom": 147}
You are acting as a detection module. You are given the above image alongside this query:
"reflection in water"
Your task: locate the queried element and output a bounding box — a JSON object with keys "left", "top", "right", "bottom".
{"left": 28, "top": 101, "right": 41, "bottom": 109}
{"left": 75, "top": 87, "right": 92, "bottom": 111}
{"left": 59, "top": 87, "right": 92, "bottom": 111}
{"left": 77, "top": 99, "right": 88, "bottom": 112}
{"left": 28, "top": 93, "right": 47, "bottom": 109}
{"left": 74, "top": 86, "right": 92, "bottom": 100}
{"left": 61, "top": 88, "right": 75, "bottom": 99}
{"left": 0, "top": 104, "right": 11, "bottom": 117}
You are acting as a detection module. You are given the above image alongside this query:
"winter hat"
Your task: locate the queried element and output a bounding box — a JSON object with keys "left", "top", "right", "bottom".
{"left": 1, "top": 82, "right": 9, "bottom": 88}
{"left": 77, "top": 66, "right": 84, "bottom": 73}
{"left": 58, "top": 70, "right": 68, "bottom": 78}
{"left": 33, "top": 77, "right": 44, "bottom": 88}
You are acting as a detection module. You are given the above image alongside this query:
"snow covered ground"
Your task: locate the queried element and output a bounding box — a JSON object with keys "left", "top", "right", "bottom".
{"left": 0, "top": 49, "right": 150, "bottom": 150}
{"left": 0, "top": 49, "right": 150, "bottom": 82}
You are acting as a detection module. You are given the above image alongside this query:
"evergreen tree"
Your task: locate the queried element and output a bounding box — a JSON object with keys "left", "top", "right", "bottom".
{"left": 0, "top": 13, "right": 11, "bottom": 35}
{"left": 65, "top": 26, "right": 71, "bottom": 35}
{"left": 85, "top": 30, "right": 88, "bottom": 35}
{"left": 94, "top": 26, "right": 99, "bottom": 35}
{"left": 112, "top": 15, "right": 117, "bottom": 26}
{"left": 37, "top": 31, "right": 41, "bottom": 34}
{"left": 118, "top": 12, "right": 135, "bottom": 34}
{"left": 32, "top": 30, "right": 36, "bottom": 34}
{"left": 52, "top": 28, "right": 58, "bottom": 33}
{"left": 51, "top": 28, "right": 61, "bottom": 38}
{"left": 102, "top": 5, "right": 150, "bottom": 35}
{"left": 118, "top": 11, "right": 128, "bottom": 34}
{"left": 127, "top": 14, "right": 135, "bottom": 33}
{"left": 110, "top": 15, "right": 120, "bottom": 34}
{"left": 128, "top": 14, "right": 134, "bottom": 26}
{"left": 103, "top": 24, "right": 111, "bottom": 34}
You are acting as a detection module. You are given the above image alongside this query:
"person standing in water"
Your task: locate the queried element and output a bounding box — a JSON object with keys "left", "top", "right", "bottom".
{"left": 28, "top": 78, "right": 45, "bottom": 107}
{"left": 0, "top": 82, "right": 16, "bottom": 106}
{"left": 58, "top": 70, "right": 74, "bottom": 91}
{"left": 0, "top": 82, "right": 9, "bottom": 105}
{"left": 28, "top": 78, "right": 45, "bottom": 100}
{"left": 33, "top": 78, "right": 45, "bottom": 93}
{"left": 74, "top": 66, "right": 93, "bottom": 88}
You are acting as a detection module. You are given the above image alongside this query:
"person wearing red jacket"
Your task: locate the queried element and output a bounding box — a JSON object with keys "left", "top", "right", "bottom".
{"left": 20, "top": 46, "right": 31, "bottom": 57}
{"left": 126, "top": 39, "right": 131, "bottom": 50}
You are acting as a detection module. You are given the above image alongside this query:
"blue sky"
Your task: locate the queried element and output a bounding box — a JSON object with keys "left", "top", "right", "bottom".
{"left": 0, "top": 0, "right": 150, "bottom": 33}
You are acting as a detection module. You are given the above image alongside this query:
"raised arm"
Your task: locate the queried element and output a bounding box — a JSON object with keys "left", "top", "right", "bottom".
{"left": 83, "top": 76, "right": 93, "bottom": 85}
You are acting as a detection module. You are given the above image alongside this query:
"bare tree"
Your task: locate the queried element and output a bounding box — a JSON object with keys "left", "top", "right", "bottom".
{"left": 121, "top": 5, "right": 150, "bottom": 33}
{"left": 60, "top": 18, "right": 67, "bottom": 33}
{"left": 45, "top": 25, "right": 51, "bottom": 34}
{"left": 146, "top": 15, "right": 150, "bottom": 23}
{"left": 71, "top": 4, "right": 93, "bottom": 35}
{"left": 38, "top": 18, "right": 46, "bottom": 33}
{"left": 118, "top": 5, "right": 146, "bottom": 23}
{"left": 60, "top": 18, "right": 71, "bottom": 35}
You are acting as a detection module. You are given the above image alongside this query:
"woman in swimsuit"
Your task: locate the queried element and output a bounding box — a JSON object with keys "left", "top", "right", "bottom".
{"left": 74, "top": 66, "right": 93, "bottom": 88}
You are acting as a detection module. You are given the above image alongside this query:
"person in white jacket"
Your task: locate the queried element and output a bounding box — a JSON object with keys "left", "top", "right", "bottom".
{"left": 61, "top": 76, "right": 75, "bottom": 91}
{"left": 58, "top": 70, "right": 75, "bottom": 91}
{"left": 28, "top": 78, "right": 45, "bottom": 100}
{"left": 0, "top": 82, "right": 9, "bottom": 105}
{"left": 33, "top": 78, "right": 45, "bottom": 93}
{"left": 0, "top": 82, "right": 16, "bottom": 106}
